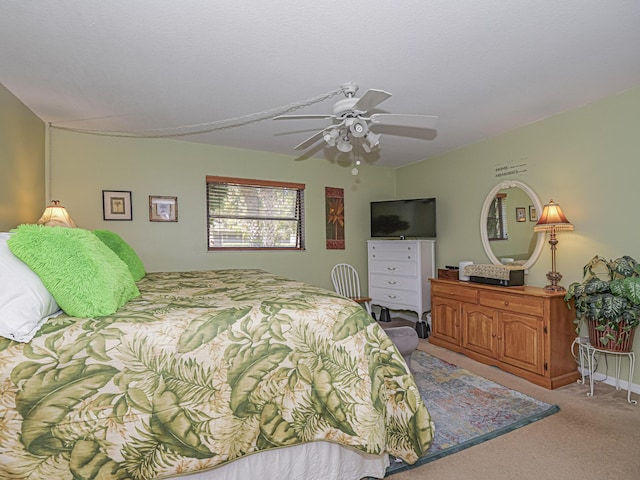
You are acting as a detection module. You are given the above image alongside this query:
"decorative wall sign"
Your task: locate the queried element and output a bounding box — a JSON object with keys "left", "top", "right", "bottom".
{"left": 102, "top": 190, "right": 132, "bottom": 221}
{"left": 516, "top": 207, "right": 526, "bottom": 222}
{"left": 494, "top": 158, "right": 529, "bottom": 178}
{"left": 529, "top": 205, "right": 537, "bottom": 222}
{"left": 149, "top": 196, "right": 178, "bottom": 222}
{"left": 325, "top": 187, "right": 345, "bottom": 249}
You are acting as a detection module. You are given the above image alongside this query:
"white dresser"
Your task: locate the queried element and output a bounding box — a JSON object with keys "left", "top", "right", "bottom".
{"left": 367, "top": 239, "right": 436, "bottom": 320}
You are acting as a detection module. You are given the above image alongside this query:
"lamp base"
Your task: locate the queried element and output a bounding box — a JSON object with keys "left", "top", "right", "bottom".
{"left": 543, "top": 284, "right": 566, "bottom": 292}
{"left": 544, "top": 270, "right": 565, "bottom": 292}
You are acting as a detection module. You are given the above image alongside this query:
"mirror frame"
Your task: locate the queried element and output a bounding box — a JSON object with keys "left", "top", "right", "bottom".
{"left": 479, "top": 179, "right": 545, "bottom": 271}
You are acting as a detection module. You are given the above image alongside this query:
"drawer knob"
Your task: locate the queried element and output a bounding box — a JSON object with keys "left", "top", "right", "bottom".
{"left": 388, "top": 295, "right": 398, "bottom": 299}
{"left": 504, "top": 301, "right": 509, "bottom": 306}
{"left": 387, "top": 281, "right": 398, "bottom": 285}
{"left": 387, "top": 267, "right": 396, "bottom": 271}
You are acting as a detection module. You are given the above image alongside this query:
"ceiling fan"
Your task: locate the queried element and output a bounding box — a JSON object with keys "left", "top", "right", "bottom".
{"left": 274, "top": 82, "right": 438, "bottom": 153}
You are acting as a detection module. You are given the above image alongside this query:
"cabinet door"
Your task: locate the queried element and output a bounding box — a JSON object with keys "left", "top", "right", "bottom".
{"left": 497, "top": 312, "right": 545, "bottom": 375}
{"left": 462, "top": 303, "right": 497, "bottom": 358}
{"left": 431, "top": 296, "right": 461, "bottom": 346}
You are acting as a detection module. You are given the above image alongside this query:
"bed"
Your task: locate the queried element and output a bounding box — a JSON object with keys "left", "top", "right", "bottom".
{"left": 0, "top": 227, "right": 434, "bottom": 480}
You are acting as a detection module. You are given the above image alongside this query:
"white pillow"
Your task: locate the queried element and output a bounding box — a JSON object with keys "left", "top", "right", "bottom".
{"left": 0, "top": 232, "right": 61, "bottom": 342}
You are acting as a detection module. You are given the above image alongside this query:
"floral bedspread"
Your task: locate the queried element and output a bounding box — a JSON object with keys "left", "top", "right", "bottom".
{"left": 0, "top": 269, "right": 433, "bottom": 479}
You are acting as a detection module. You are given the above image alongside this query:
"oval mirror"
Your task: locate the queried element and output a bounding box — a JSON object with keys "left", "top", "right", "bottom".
{"left": 479, "top": 180, "right": 545, "bottom": 271}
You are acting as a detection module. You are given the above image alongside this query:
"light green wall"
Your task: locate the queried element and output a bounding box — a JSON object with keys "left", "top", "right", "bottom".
{"left": 396, "top": 84, "right": 640, "bottom": 382}
{"left": 0, "top": 83, "right": 45, "bottom": 230}
{"left": 49, "top": 129, "right": 396, "bottom": 290}
{"left": 397, "top": 85, "right": 640, "bottom": 289}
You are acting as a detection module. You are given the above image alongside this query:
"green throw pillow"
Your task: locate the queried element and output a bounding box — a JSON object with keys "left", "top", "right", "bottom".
{"left": 8, "top": 225, "right": 139, "bottom": 318}
{"left": 94, "top": 229, "right": 146, "bottom": 281}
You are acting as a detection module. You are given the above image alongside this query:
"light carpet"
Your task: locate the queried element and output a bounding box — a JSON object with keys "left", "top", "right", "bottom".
{"left": 386, "top": 351, "right": 559, "bottom": 476}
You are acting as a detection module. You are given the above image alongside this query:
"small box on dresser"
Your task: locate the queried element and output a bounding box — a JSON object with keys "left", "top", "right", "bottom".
{"left": 437, "top": 268, "right": 460, "bottom": 281}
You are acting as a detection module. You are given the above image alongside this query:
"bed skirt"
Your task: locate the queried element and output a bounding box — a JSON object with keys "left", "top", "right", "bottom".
{"left": 174, "top": 442, "right": 390, "bottom": 480}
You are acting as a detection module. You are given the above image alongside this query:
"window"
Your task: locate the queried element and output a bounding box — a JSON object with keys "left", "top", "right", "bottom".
{"left": 206, "top": 176, "right": 305, "bottom": 250}
{"left": 487, "top": 193, "right": 509, "bottom": 241}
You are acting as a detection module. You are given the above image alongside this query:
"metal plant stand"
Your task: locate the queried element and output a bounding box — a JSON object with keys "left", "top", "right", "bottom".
{"left": 577, "top": 340, "right": 637, "bottom": 405}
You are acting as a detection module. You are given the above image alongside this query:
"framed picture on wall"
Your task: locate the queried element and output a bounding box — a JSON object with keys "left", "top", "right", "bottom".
{"left": 102, "top": 190, "right": 132, "bottom": 221}
{"left": 529, "top": 205, "right": 538, "bottom": 222}
{"left": 149, "top": 196, "right": 178, "bottom": 222}
{"left": 516, "top": 207, "right": 526, "bottom": 222}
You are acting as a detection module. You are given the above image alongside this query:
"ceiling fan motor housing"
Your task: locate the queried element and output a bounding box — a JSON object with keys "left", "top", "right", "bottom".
{"left": 332, "top": 97, "right": 361, "bottom": 116}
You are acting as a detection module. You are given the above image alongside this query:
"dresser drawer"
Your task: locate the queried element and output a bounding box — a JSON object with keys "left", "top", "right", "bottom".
{"left": 369, "top": 261, "right": 417, "bottom": 277}
{"left": 478, "top": 290, "right": 544, "bottom": 317}
{"left": 370, "top": 274, "right": 418, "bottom": 291}
{"left": 368, "top": 242, "right": 420, "bottom": 262}
{"left": 431, "top": 282, "right": 478, "bottom": 303}
{"left": 370, "top": 287, "right": 418, "bottom": 308}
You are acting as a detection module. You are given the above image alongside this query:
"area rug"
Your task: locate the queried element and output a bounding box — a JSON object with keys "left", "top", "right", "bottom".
{"left": 386, "top": 351, "right": 559, "bottom": 476}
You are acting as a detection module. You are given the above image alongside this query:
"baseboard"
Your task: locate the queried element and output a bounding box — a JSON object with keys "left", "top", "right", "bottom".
{"left": 578, "top": 367, "right": 640, "bottom": 394}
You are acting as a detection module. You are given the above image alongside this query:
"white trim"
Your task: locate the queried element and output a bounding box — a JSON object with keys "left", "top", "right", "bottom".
{"left": 44, "top": 123, "right": 51, "bottom": 204}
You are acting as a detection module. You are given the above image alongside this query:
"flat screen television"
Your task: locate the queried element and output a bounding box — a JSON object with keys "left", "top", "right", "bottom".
{"left": 370, "top": 198, "right": 436, "bottom": 238}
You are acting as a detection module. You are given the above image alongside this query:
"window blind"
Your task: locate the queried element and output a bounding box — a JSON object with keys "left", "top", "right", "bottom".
{"left": 206, "top": 176, "right": 305, "bottom": 250}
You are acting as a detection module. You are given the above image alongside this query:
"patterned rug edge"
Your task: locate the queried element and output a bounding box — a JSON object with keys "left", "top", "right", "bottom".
{"left": 385, "top": 402, "right": 560, "bottom": 476}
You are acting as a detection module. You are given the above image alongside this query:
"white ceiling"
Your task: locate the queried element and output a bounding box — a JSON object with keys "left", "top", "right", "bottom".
{"left": 2, "top": 1, "right": 640, "bottom": 168}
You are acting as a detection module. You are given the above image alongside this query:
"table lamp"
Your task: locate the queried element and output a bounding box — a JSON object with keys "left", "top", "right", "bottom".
{"left": 36, "top": 200, "right": 78, "bottom": 227}
{"left": 533, "top": 200, "right": 573, "bottom": 291}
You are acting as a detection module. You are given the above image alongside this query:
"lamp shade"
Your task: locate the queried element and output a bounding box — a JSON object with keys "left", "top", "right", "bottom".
{"left": 36, "top": 200, "right": 78, "bottom": 228}
{"left": 336, "top": 135, "right": 353, "bottom": 153}
{"left": 533, "top": 200, "right": 573, "bottom": 232}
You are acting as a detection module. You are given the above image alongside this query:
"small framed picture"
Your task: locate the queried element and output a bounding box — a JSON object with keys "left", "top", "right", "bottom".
{"left": 149, "top": 196, "right": 178, "bottom": 222}
{"left": 529, "top": 205, "right": 538, "bottom": 222}
{"left": 103, "top": 190, "right": 132, "bottom": 221}
{"left": 516, "top": 207, "right": 526, "bottom": 222}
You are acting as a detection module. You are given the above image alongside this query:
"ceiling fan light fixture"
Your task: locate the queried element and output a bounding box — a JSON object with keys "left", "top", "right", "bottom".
{"left": 323, "top": 128, "right": 339, "bottom": 146}
{"left": 337, "top": 135, "right": 353, "bottom": 153}
{"left": 362, "top": 131, "right": 380, "bottom": 152}
{"left": 348, "top": 118, "right": 368, "bottom": 138}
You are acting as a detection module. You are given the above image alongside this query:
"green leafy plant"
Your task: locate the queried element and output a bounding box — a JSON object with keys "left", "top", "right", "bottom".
{"left": 564, "top": 255, "right": 640, "bottom": 347}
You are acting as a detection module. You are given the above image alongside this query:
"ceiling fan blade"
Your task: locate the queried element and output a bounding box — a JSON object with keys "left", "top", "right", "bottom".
{"left": 369, "top": 113, "right": 438, "bottom": 129}
{"left": 293, "top": 130, "right": 326, "bottom": 150}
{"left": 352, "top": 89, "right": 392, "bottom": 112}
{"left": 274, "top": 114, "right": 335, "bottom": 120}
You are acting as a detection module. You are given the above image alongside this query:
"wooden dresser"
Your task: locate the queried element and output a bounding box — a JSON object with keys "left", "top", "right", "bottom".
{"left": 430, "top": 278, "right": 579, "bottom": 389}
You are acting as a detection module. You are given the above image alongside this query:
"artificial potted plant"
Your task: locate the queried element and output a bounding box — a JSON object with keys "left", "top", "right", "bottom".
{"left": 564, "top": 255, "right": 640, "bottom": 352}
